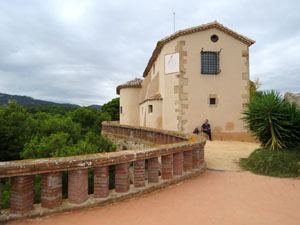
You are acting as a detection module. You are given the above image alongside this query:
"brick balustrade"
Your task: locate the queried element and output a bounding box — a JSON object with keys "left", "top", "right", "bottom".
{"left": 10, "top": 176, "right": 34, "bottom": 213}
{"left": 41, "top": 172, "right": 62, "bottom": 209}
{"left": 148, "top": 157, "right": 159, "bottom": 183}
{"left": 173, "top": 152, "right": 183, "bottom": 175}
{"left": 0, "top": 121, "right": 206, "bottom": 222}
{"left": 94, "top": 166, "right": 109, "bottom": 198}
{"left": 134, "top": 160, "right": 146, "bottom": 188}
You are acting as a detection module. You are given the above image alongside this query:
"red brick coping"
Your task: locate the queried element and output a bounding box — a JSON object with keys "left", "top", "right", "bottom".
{"left": 0, "top": 121, "right": 206, "bottom": 223}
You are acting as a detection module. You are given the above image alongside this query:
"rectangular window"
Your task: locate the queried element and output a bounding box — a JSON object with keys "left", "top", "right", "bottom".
{"left": 148, "top": 105, "right": 153, "bottom": 114}
{"left": 201, "top": 51, "right": 220, "bottom": 74}
{"left": 120, "top": 106, "right": 122, "bottom": 114}
{"left": 209, "top": 98, "right": 216, "bottom": 105}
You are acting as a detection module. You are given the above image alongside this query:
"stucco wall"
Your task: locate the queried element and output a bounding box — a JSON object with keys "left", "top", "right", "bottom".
{"left": 183, "top": 28, "right": 249, "bottom": 133}
{"left": 120, "top": 88, "right": 140, "bottom": 126}
{"left": 146, "top": 74, "right": 159, "bottom": 99}
{"left": 139, "top": 100, "right": 162, "bottom": 128}
{"left": 139, "top": 75, "right": 151, "bottom": 103}
{"left": 155, "top": 40, "right": 182, "bottom": 131}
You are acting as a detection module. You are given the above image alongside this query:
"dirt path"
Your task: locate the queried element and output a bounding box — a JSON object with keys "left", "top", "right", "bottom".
{"left": 204, "top": 140, "right": 260, "bottom": 171}
{"left": 9, "top": 170, "right": 300, "bottom": 225}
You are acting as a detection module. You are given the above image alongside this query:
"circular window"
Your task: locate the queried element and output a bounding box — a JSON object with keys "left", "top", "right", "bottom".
{"left": 211, "top": 34, "right": 219, "bottom": 43}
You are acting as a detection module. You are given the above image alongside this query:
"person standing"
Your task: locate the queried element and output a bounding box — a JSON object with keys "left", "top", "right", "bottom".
{"left": 201, "top": 119, "right": 212, "bottom": 141}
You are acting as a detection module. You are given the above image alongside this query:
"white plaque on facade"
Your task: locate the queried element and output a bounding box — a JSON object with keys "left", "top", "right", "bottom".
{"left": 164, "top": 52, "right": 180, "bottom": 75}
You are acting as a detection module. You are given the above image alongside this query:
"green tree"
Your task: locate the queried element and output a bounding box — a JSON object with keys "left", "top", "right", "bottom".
{"left": 21, "top": 132, "right": 71, "bottom": 159}
{"left": 0, "top": 102, "right": 31, "bottom": 161}
{"left": 27, "top": 106, "right": 77, "bottom": 115}
{"left": 20, "top": 107, "right": 115, "bottom": 159}
{"left": 21, "top": 131, "right": 115, "bottom": 159}
{"left": 25, "top": 112, "right": 81, "bottom": 142}
{"left": 69, "top": 107, "right": 111, "bottom": 134}
{"left": 101, "top": 98, "right": 120, "bottom": 121}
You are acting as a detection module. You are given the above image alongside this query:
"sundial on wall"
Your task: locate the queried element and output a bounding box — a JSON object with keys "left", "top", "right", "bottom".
{"left": 164, "top": 52, "right": 180, "bottom": 75}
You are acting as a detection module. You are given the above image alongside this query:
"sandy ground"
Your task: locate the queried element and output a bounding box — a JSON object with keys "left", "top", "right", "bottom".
{"left": 9, "top": 170, "right": 300, "bottom": 225}
{"left": 205, "top": 140, "right": 260, "bottom": 171}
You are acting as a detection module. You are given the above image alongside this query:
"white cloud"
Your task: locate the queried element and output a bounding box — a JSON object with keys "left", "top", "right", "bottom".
{"left": 0, "top": 0, "right": 299, "bottom": 105}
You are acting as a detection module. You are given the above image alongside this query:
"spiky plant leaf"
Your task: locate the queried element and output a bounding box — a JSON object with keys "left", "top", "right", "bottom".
{"left": 243, "top": 90, "right": 300, "bottom": 150}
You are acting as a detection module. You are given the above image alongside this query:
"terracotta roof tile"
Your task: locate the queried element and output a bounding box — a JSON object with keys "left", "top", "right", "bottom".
{"left": 116, "top": 78, "right": 143, "bottom": 94}
{"left": 140, "top": 93, "right": 163, "bottom": 104}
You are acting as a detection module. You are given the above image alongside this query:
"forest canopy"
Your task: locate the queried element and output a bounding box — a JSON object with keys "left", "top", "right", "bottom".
{"left": 0, "top": 98, "right": 120, "bottom": 162}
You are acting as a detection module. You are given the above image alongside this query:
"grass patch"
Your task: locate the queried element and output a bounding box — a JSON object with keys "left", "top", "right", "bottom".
{"left": 241, "top": 148, "right": 300, "bottom": 178}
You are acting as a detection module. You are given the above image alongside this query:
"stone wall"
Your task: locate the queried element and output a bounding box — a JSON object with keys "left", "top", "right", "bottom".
{"left": 102, "top": 133, "right": 152, "bottom": 151}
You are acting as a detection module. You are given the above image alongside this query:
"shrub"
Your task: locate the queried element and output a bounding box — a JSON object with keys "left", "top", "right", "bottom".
{"left": 243, "top": 90, "right": 300, "bottom": 150}
{"left": 241, "top": 148, "right": 300, "bottom": 177}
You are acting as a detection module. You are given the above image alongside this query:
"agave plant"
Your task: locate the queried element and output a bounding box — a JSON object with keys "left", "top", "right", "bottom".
{"left": 243, "top": 90, "right": 300, "bottom": 150}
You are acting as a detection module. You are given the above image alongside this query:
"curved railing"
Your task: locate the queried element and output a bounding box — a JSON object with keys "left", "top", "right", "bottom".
{"left": 0, "top": 122, "right": 206, "bottom": 222}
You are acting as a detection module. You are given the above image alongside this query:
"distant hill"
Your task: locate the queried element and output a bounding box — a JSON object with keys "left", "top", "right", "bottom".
{"left": 0, "top": 92, "right": 103, "bottom": 110}
{"left": 0, "top": 92, "right": 80, "bottom": 108}
{"left": 88, "top": 104, "right": 102, "bottom": 110}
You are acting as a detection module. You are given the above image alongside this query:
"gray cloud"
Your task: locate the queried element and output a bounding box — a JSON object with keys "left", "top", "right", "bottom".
{"left": 0, "top": 0, "right": 299, "bottom": 105}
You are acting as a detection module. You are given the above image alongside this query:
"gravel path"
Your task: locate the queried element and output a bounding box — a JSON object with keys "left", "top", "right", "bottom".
{"left": 204, "top": 140, "right": 260, "bottom": 171}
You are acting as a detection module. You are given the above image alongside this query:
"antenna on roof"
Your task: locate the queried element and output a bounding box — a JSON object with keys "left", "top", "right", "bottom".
{"left": 173, "top": 12, "right": 176, "bottom": 33}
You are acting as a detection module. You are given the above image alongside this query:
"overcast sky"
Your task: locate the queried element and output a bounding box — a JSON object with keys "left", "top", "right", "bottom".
{"left": 0, "top": 0, "right": 299, "bottom": 106}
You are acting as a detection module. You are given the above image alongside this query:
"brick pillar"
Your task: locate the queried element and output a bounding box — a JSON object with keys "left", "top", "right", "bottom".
{"left": 94, "top": 166, "right": 109, "bottom": 198}
{"left": 200, "top": 146, "right": 204, "bottom": 163}
{"left": 146, "top": 132, "right": 151, "bottom": 142}
{"left": 162, "top": 154, "right": 173, "bottom": 179}
{"left": 152, "top": 133, "right": 158, "bottom": 144}
{"left": 164, "top": 135, "right": 168, "bottom": 144}
{"left": 150, "top": 132, "right": 155, "bottom": 143}
{"left": 134, "top": 160, "right": 145, "bottom": 188}
{"left": 68, "top": 169, "right": 88, "bottom": 204}
{"left": 148, "top": 157, "right": 159, "bottom": 183}
{"left": 184, "top": 150, "right": 193, "bottom": 172}
{"left": 10, "top": 175, "right": 34, "bottom": 213}
{"left": 136, "top": 129, "right": 142, "bottom": 139}
{"left": 115, "top": 163, "right": 130, "bottom": 193}
{"left": 41, "top": 172, "right": 62, "bottom": 209}
{"left": 156, "top": 133, "right": 162, "bottom": 144}
{"left": 165, "top": 136, "right": 169, "bottom": 144}
{"left": 167, "top": 136, "right": 172, "bottom": 144}
{"left": 173, "top": 152, "right": 183, "bottom": 175}
{"left": 158, "top": 134, "right": 164, "bottom": 144}
{"left": 172, "top": 137, "right": 177, "bottom": 143}
{"left": 141, "top": 130, "right": 147, "bottom": 141}
{"left": 192, "top": 149, "right": 201, "bottom": 169}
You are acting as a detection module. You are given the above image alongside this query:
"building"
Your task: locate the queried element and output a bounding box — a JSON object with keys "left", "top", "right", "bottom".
{"left": 116, "top": 21, "right": 255, "bottom": 141}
